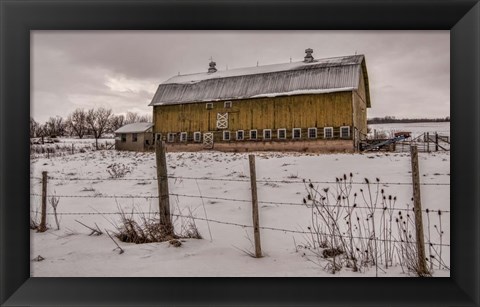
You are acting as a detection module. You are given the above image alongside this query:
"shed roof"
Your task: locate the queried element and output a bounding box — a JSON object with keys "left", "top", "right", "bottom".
{"left": 149, "top": 54, "right": 371, "bottom": 107}
{"left": 115, "top": 122, "right": 153, "bottom": 134}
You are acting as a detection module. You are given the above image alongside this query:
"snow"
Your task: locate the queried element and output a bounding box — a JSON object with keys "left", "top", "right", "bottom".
{"left": 250, "top": 87, "right": 355, "bottom": 99}
{"left": 151, "top": 88, "right": 356, "bottom": 105}
{"left": 30, "top": 137, "right": 450, "bottom": 277}
{"left": 369, "top": 122, "right": 450, "bottom": 139}
{"left": 162, "top": 55, "right": 362, "bottom": 85}
{"left": 114, "top": 122, "right": 153, "bottom": 134}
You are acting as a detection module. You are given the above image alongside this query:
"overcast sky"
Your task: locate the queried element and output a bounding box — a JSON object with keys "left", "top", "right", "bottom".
{"left": 31, "top": 31, "right": 449, "bottom": 124}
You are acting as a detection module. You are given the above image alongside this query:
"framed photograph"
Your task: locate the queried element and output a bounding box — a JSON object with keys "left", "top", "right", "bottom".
{"left": 1, "top": 0, "right": 479, "bottom": 306}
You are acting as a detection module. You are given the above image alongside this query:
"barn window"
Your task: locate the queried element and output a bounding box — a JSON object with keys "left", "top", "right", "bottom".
{"left": 223, "top": 131, "right": 231, "bottom": 141}
{"left": 250, "top": 130, "right": 257, "bottom": 140}
{"left": 340, "top": 126, "right": 350, "bottom": 138}
{"left": 132, "top": 133, "right": 138, "bottom": 142}
{"left": 193, "top": 132, "right": 201, "bottom": 142}
{"left": 156, "top": 133, "right": 162, "bottom": 141}
{"left": 168, "top": 133, "right": 175, "bottom": 142}
{"left": 308, "top": 128, "right": 317, "bottom": 139}
{"left": 263, "top": 129, "right": 272, "bottom": 140}
{"left": 324, "top": 127, "right": 333, "bottom": 139}
{"left": 292, "top": 128, "right": 301, "bottom": 139}
{"left": 224, "top": 101, "right": 232, "bottom": 108}
{"left": 277, "top": 128, "right": 286, "bottom": 140}
{"left": 180, "top": 132, "right": 187, "bottom": 142}
{"left": 236, "top": 130, "right": 244, "bottom": 140}
{"left": 206, "top": 103, "right": 213, "bottom": 109}
{"left": 121, "top": 134, "right": 126, "bottom": 143}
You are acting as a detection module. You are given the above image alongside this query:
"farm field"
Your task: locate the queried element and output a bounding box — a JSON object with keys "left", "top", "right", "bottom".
{"left": 30, "top": 142, "right": 450, "bottom": 277}
{"left": 369, "top": 122, "right": 450, "bottom": 139}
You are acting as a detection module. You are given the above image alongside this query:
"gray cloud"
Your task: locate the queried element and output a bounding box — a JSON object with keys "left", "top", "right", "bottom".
{"left": 31, "top": 30, "right": 449, "bottom": 123}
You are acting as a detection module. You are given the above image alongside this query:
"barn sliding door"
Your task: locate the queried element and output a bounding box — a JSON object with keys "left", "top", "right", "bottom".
{"left": 203, "top": 132, "right": 214, "bottom": 149}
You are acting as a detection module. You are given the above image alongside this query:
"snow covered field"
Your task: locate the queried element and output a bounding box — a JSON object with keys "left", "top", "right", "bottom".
{"left": 369, "top": 122, "right": 450, "bottom": 139}
{"left": 30, "top": 145, "right": 450, "bottom": 277}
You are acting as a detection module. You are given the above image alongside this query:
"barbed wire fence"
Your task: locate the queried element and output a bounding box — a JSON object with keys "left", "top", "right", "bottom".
{"left": 29, "top": 206, "right": 450, "bottom": 249}
{"left": 30, "top": 145, "right": 450, "bottom": 275}
{"left": 30, "top": 140, "right": 115, "bottom": 159}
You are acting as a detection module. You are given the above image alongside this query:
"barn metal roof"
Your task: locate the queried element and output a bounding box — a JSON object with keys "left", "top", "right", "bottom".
{"left": 115, "top": 122, "right": 153, "bottom": 134}
{"left": 149, "top": 54, "right": 371, "bottom": 107}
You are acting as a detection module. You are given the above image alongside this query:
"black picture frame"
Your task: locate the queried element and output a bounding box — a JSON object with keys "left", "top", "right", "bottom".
{"left": 1, "top": 0, "right": 479, "bottom": 306}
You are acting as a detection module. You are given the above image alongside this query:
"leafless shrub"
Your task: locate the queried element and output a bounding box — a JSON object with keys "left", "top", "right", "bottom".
{"left": 301, "top": 174, "right": 400, "bottom": 275}
{"left": 75, "top": 220, "right": 103, "bottom": 236}
{"left": 106, "top": 163, "right": 131, "bottom": 178}
{"left": 233, "top": 230, "right": 260, "bottom": 258}
{"left": 113, "top": 204, "right": 202, "bottom": 244}
{"left": 300, "top": 174, "right": 442, "bottom": 277}
{"left": 49, "top": 193, "right": 60, "bottom": 230}
{"left": 113, "top": 209, "right": 175, "bottom": 244}
{"left": 105, "top": 229, "right": 125, "bottom": 254}
{"left": 178, "top": 208, "right": 202, "bottom": 239}
{"left": 30, "top": 211, "right": 40, "bottom": 230}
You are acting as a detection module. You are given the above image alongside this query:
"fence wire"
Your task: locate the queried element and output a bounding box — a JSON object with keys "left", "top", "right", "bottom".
{"left": 29, "top": 209, "right": 450, "bottom": 248}
{"left": 30, "top": 167, "right": 451, "bottom": 254}
{"left": 29, "top": 192, "right": 450, "bottom": 214}
{"left": 30, "top": 175, "right": 450, "bottom": 186}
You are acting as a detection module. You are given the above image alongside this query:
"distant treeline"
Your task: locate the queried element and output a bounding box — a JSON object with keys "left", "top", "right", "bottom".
{"left": 367, "top": 116, "right": 450, "bottom": 124}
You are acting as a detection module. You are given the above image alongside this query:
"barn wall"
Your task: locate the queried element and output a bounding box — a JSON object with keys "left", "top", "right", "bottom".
{"left": 352, "top": 67, "right": 369, "bottom": 147}
{"left": 153, "top": 92, "right": 354, "bottom": 137}
{"left": 115, "top": 133, "right": 153, "bottom": 152}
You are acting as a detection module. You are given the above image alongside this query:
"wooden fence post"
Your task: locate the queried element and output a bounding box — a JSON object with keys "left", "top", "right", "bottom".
{"left": 426, "top": 132, "right": 430, "bottom": 153}
{"left": 410, "top": 145, "right": 428, "bottom": 275}
{"left": 248, "top": 155, "right": 262, "bottom": 258}
{"left": 71, "top": 143, "right": 74, "bottom": 155}
{"left": 435, "top": 132, "right": 439, "bottom": 152}
{"left": 38, "top": 171, "right": 48, "bottom": 232}
{"left": 155, "top": 140, "right": 173, "bottom": 235}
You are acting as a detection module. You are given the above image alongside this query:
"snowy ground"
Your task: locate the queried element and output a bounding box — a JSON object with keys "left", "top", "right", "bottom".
{"left": 30, "top": 146, "right": 450, "bottom": 277}
{"left": 369, "top": 122, "right": 450, "bottom": 139}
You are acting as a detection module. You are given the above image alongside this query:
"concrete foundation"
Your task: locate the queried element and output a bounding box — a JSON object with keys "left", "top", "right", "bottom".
{"left": 161, "top": 139, "right": 354, "bottom": 153}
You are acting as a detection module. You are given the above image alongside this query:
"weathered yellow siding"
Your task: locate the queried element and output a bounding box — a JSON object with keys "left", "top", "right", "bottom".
{"left": 352, "top": 67, "right": 368, "bottom": 145}
{"left": 154, "top": 92, "right": 353, "bottom": 138}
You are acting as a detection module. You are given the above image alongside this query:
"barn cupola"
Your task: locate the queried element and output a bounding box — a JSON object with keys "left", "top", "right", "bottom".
{"left": 208, "top": 59, "right": 217, "bottom": 73}
{"left": 304, "top": 48, "right": 314, "bottom": 62}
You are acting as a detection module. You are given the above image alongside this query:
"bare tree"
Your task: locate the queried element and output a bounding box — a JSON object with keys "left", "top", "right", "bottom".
{"left": 67, "top": 109, "right": 88, "bottom": 139}
{"left": 30, "top": 117, "right": 39, "bottom": 138}
{"left": 43, "top": 119, "right": 54, "bottom": 137}
{"left": 109, "top": 114, "right": 125, "bottom": 133}
{"left": 45, "top": 116, "right": 66, "bottom": 137}
{"left": 138, "top": 114, "right": 152, "bottom": 123}
{"left": 36, "top": 123, "right": 48, "bottom": 144}
{"left": 124, "top": 112, "right": 151, "bottom": 125}
{"left": 124, "top": 112, "right": 139, "bottom": 124}
{"left": 86, "top": 107, "right": 113, "bottom": 150}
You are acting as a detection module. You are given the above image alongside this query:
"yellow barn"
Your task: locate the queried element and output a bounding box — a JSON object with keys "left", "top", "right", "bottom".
{"left": 149, "top": 49, "right": 371, "bottom": 152}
